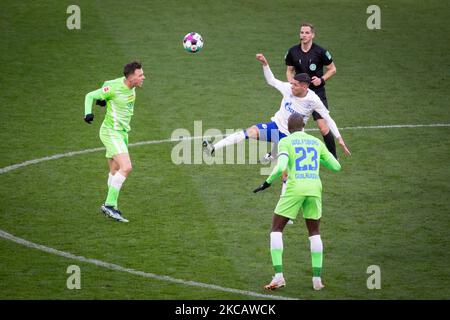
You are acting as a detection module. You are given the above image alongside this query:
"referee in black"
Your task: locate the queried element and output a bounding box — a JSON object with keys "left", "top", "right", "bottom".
{"left": 285, "top": 22, "right": 338, "bottom": 158}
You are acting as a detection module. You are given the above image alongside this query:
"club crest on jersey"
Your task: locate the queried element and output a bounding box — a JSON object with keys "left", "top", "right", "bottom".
{"left": 261, "top": 123, "right": 267, "bottom": 129}
{"left": 102, "top": 86, "right": 110, "bottom": 93}
{"left": 309, "top": 64, "right": 317, "bottom": 71}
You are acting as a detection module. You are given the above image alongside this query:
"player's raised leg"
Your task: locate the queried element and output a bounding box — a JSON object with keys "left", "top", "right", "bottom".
{"left": 203, "top": 125, "right": 259, "bottom": 156}
{"left": 260, "top": 141, "right": 277, "bottom": 164}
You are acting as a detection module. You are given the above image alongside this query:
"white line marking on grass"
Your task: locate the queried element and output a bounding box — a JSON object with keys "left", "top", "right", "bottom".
{"left": 0, "top": 123, "right": 449, "bottom": 175}
{"left": 0, "top": 229, "right": 297, "bottom": 300}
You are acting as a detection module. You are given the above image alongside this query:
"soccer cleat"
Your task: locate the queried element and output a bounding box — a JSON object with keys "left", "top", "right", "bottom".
{"left": 264, "top": 276, "right": 286, "bottom": 290}
{"left": 287, "top": 219, "right": 294, "bottom": 225}
{"left": 312, "top": 277, "right": 325, "bottom": 291}
{"left": 100, "top": 204, "right": 129, "bottom": 223}
{"left": 259, "top": 152, "right": 275, "bottom": 164}
{"left": 101, "top": 204, "right": 116, "bottom": 218}
{"left": 202, "top": 139, "right": 215, "bottom": 156}
{"left": 113, "top": 209, "right": 129, "bottom": 223}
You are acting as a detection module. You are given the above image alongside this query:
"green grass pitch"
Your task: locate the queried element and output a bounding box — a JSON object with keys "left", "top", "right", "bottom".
{"left": 0, "top": 0, "right": 449, "bottom": 300}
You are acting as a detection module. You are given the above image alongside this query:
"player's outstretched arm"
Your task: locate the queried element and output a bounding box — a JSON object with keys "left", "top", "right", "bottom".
{"left": 337, "top": 137, "right": 351, "bottom": 156}
{"left": 256, "top": 53, "right": 269, "bottom": 66}
{"left": 320, "top": 144, "right": 342, "bottom": 172}
{"left": 253, "top": 154, "right": 289, "bottom": 193}
{"left": 256, "top": 53, "right": 286, "bottom": 92}
{"left": 253, "top": 181, "right": 271, "bottom": 193}
{"left": 315, "top": 107, "right": 351, "bottom": 156}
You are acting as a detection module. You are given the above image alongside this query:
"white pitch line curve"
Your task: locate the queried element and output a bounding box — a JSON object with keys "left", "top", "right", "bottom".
{"left": 0, "top": 230, "right": 297, "bottom": 300}
{"left": 1, "top": 123, "right": 449, "bottom": 175}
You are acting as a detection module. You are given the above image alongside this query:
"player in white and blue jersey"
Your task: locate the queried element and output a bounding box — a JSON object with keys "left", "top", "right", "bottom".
{"left": 202, "top": 53, "right": 350, "bottom": 158}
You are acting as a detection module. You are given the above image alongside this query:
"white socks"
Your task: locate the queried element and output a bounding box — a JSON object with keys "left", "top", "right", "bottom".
{"left": 213, "top": 131, "right": 246, "bottom": 151}
{"left": 271, "top": 231, "right": 284, "bottom": 279}
{"left": 270, "top": 231, "right": 283, "bottom": 250}
{"left": 309, "top": 235, "right": 323, "bottom": 253}
{"left": 108, "top": 173, "right": 114, "bottom": 187}
{"left": 110, "top": 172, "right": 126, "bottom": 190}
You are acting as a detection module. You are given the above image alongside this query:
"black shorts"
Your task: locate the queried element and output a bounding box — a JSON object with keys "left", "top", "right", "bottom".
{"left": 311, "top": 86, "right": 328, "bottom": 121}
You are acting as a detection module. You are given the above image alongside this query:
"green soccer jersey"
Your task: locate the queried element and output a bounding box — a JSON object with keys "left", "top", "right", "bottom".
{"left": 84, "top": 77, "right": 136, "bottom": 132}
{"left": 266, "top": 131, "right": 341, "bottom": 197}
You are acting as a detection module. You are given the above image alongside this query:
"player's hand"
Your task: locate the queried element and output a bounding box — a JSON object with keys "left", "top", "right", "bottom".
{"left": 253, "top": 181, "right": 271, "bottom": 193}
{"left": 256, "top": 53, "right": 268, "bottom": 66}
{"left": 84, "top": 113, "right": 94, "bottom": 124}
{"left": 338, "top": 137, "right": 351, "bottom": 156}
{"left": 95, "top": 100, "right": 106, "bottom": 107}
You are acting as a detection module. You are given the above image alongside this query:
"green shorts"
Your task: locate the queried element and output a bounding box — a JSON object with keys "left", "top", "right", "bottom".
{"left": 274, "top": 194, "right": 322, "bottom": 220}
{"left": 99, "top": 126, "right": 129, "bottom": 158}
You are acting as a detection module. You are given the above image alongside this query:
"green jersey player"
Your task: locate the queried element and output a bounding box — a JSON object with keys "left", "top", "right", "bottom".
{"left": 253, "top": 112, "right": 341, "bottom": 291}
{"left": 84, "top": 61, "right": 146, "bottom": 222}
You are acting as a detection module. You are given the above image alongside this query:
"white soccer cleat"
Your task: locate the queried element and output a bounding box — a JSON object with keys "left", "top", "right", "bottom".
{"left": 312, "top": 277, "right": 325, "bottom": 291}
{"left": 202, "top": 139, "right": 215, "bottom": 156}
{"left": 287, "top": 219, "right": 294, "bottom": 225}
{"left": 264, "top": 276, "right": 286, "bottom": 290}
{"left": 113, "top": 210, "right": 129, "bottom": 223}
{"left": 259, "top": 152, "right": 274, "bottom": 164}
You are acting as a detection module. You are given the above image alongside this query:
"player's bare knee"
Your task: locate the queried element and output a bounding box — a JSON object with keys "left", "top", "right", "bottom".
{"left": 246, "top": 126, "right": 259, "bottom": 139}
{"left": 121, "top": 163, "right": 133, "bottom": 175}
{"left": 305, "top": 219, "right": 320, "bottom": 236}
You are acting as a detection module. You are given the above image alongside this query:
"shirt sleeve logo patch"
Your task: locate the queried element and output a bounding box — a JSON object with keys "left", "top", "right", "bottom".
{"left": 325, "top": 51, "right": 332, "bottom": 60}
{"left": 102, "top": 86, "right": 110, "bottom": 93}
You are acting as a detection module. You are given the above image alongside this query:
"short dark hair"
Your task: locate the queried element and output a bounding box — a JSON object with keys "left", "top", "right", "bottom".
{"left": 288, "top": 113, "right": 305, "bottom": 133}
{"left": 123, "top": 61, "right": 142, "bottom": 78}
{"left": 300, "top": 22, "right": 315, "bottom": 33}
{"left": 294, "top": 73, "right": 311, "bottom": 85}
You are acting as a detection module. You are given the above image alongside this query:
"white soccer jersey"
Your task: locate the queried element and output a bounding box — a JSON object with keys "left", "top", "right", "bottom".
{"left": 262, "top": 65, "right": 341, "bottom": 138}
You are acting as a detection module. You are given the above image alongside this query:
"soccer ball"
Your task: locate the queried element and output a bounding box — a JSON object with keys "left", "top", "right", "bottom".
{"left": 183, "top": 32, "right": 204, "bottom": 53}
